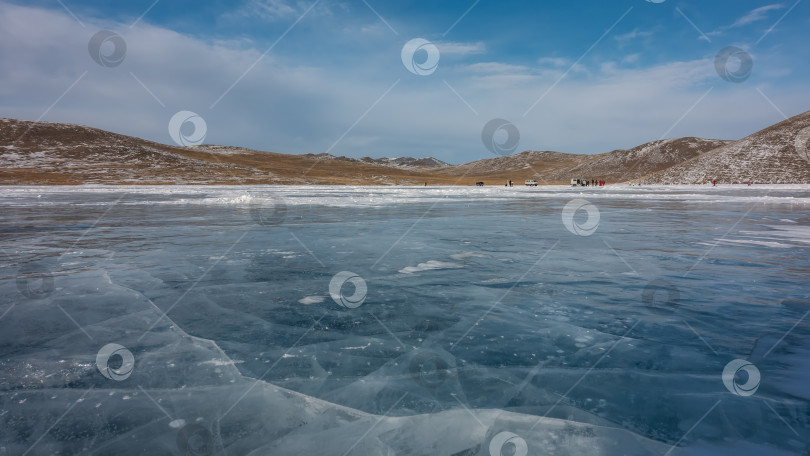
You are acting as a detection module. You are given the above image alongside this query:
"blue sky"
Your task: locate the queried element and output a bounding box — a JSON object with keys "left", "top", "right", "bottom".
{"left": 1, "top": 0, "right": 808, "bottom": 163}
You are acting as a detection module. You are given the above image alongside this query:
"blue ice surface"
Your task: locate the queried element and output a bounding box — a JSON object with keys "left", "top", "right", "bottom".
{"left": 0, "top": 184, "right": 808, "bottom": 455}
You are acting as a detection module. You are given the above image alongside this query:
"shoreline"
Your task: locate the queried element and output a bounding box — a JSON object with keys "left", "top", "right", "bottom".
{"left": 2, "top": 183, "right": 810, "bottom": 188}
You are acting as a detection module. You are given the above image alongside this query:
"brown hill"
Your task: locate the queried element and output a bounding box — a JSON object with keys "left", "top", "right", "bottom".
{"left": 1, "top": 112, "right": 808, "bottom": 185}
{"left": 439, "top": 137, "right": 730, "bottom": 184}
{"left": 637, "top": 111, "right": 810, "bottom": 184}
{"left": 0, "top": 118, "right": 442, "bottom": 185}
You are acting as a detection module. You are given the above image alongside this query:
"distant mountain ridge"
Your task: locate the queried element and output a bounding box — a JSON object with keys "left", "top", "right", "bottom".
{"left": 299, "top": 153, "right": 450, "bottom": 169}
{"left": 187, "top": 146, "right": 451, "bottom": 169}
{"left": 1, "top": 111, "right": 809, "bottom": 185}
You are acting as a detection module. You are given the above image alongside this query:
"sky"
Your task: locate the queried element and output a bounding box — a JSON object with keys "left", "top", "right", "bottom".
{"left": 1, "top": 0, "right": 808, "bottom": 164}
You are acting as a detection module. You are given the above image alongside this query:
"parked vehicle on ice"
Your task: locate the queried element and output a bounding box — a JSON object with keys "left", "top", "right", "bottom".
{"left": 525, "top": 180, "right": 538, "bottom": 186}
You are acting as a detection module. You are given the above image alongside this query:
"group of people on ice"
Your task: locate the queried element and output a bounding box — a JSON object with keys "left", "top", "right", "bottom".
{"left": 571, "top": 178, "right": 604, "bottom": 187}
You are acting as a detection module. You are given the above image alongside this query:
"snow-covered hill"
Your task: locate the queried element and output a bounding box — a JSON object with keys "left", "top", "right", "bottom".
{"left": 442, "top": 138, "right": 729, "bottom": 184}
{"left": 358, "top": 156, "right": 450, "bottom": 169}
{"left": 300, "top": 153, "right": 450, "bottom": 169}
{"left": 638, "top": 111, "right": 810, "bottom": 184}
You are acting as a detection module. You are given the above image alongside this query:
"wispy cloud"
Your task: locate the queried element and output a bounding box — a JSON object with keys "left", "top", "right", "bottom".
{"left": 730, "top": 4, "right": 784, "bottom": 28}
{"left": 614, "top": 28, "right": 653, "bottom": 44}
{"left": 224, "top": 0, "right": 329, "bottom": 22}
{"left": 243, "top": 0, "right": 299, "bottom": 20}
{"left": 537, "top": 57, "right": 570, "bottom": 68}
{"left": 461, "top": 62, "right": 531, "bottom": 74}
{"left": 436, "top": 41, "right": 486, "bottom": 56}
{"left": 706, "top": 3, "right": 785, "bottom": 38}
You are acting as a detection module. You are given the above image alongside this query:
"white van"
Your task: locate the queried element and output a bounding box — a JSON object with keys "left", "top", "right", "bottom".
{"left": 525, "top": 180, "right": 538, "bottom": 186}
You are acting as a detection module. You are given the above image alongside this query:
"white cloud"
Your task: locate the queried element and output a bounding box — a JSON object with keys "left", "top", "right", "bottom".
{"left": 222, "top": 0, "right": 332, "bottom": 22}
{"left": 462, "top": 62, "right": 531, "bottom": 74}
{"left": 537, "top": 57, "right": 570, "bottom": 68}
{"left": 436, "top": 41, "right": 486, "bottom": 56}
{"left": 231, "top": 0, "right": 298, "bottom": 20}
{"left": 730, "top": 4, "right": 784, "bottom": 28}
{"left": 254, "top": 0, "right": 299, "bottom": 18}
{"left": 621, "top": 53, "right": 640, "bottom": 65}
{"left": 614, "top": 28, "right": 653, "bottom": 45}
{"left": 705, "top": 4, "right": 785, "bottom": 38}
{"left": 358, "top": 23, "right": 386, "bottom": 35}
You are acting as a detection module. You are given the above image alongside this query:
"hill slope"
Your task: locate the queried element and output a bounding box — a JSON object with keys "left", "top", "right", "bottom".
{"left": 638, "top": 111, "right": 810, "bottom": 184}
{"left": 0, "top": 119, "right": 443, "bottom": 185}
{"left": 440, "top": 137, "right": 730, "bottom": 184}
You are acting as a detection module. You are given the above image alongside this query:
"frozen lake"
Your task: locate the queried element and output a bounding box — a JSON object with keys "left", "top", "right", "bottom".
{"left": 1, "top": 185, "right": 809, "bottom": 455}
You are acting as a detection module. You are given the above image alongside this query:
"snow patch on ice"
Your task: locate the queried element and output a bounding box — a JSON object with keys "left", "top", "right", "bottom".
{"left": 398, "top": 260, "right": 465, "bottom": 274}
{"left": 169, "top": 419, "right": 186, "bottom": 429}
{"left": 713, "top": 238, "right": 793, "bottom": 248}
{"left": 762, "top": 225, "right": 810, "bottom": 244}
{"left": 449, "top": 251, "right": 488, "bottom": 261}
{"left": 201, "top": 358, "right": 244, "bottom": 367}
{"left": 298, "top": 295, "right": 326, "bottom": 305}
